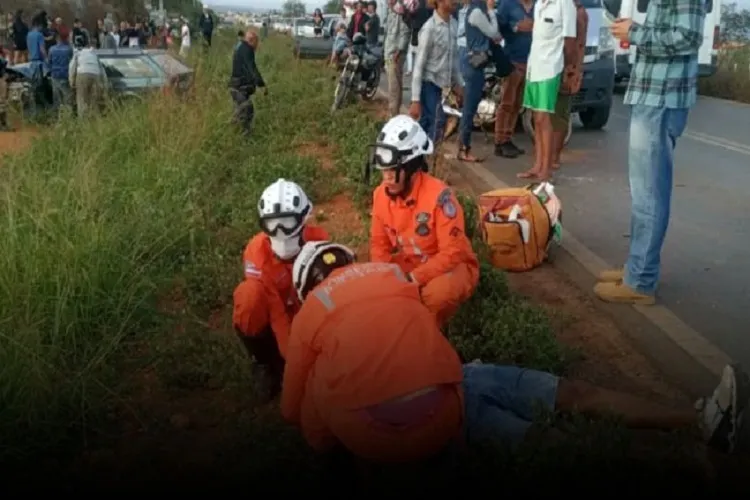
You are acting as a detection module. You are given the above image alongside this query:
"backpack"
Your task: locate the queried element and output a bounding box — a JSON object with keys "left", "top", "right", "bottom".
{"left": 477, "top": 183, "right": 562, "bottom": 272}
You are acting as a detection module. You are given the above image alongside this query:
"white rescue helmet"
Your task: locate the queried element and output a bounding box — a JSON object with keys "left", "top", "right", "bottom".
{"left": 292, "top": 241, "right": 356, "bottom": 301}
{"left": 258, "top": 178, "right": 313, "bottom": 260}
{"left": 371, "top": 114, "right": 434, "bottom": 170}
{"left": 363, "top": 115, "right": 434, "bottom": 184}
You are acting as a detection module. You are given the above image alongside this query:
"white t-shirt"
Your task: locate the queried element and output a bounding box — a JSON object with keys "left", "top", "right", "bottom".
{"left": 181, "top": 25, "right": 191, "bottom": 47}
{"left": 526, "top": 0, "right": 577, "bottom": 83}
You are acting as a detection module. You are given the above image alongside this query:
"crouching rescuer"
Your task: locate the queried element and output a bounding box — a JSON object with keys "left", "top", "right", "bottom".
{"left": 283, "top": 241, "right": 465, "bottom": 463}
{"left": 232, "top": 179, "right": 329, "bottom": 401}
{"left": 366, "top": 115, "right": 479, "bottom": 325}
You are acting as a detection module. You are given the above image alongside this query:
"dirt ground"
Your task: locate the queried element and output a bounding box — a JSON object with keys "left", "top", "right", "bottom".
{"left": 0, "top": 128, "right": 37, "bottom": 160}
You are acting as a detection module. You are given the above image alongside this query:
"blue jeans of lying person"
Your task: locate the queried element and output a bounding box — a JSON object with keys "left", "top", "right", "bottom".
{"left": 624, "top": 105, "right": 689, "bottom": 295}
{"left": 459, "top": 64, "right": 485, "bottom": 151}
{"left": 419, "top": 81, "right": 446, "bottom": 144}
{"left": 462, "top": 361, "right": 559, "bottom": 447}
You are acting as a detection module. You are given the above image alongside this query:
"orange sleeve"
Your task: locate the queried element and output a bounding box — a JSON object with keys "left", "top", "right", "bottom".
{"left": 304, "top": 225, "right": 331, "bottom": 242}
{"left": 369, "top": 191, "right": 394, "bottom": 263}
{"left": 280, "top": 303, "right": 319, "bottom": 425}
{"left": 411, "top": 188, "right": 474, "bottom": 285}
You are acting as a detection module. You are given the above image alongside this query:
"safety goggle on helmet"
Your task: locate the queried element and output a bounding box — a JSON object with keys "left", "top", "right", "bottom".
{"left": 257, "top": 178, "right": 312, "bottom": 238}
{"left": 362, "top": 115, "right": 434, "bottom": 184}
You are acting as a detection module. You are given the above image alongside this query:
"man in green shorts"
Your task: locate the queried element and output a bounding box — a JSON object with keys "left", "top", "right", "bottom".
{"left": 552, "top": 0, "right": 588, "bottom": 170}
{"left": 518, "top": 0, "right": 577, "bottom": 182}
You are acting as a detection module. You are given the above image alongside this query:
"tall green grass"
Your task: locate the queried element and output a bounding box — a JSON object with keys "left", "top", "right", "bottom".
{"left": 700, "top": 46, "right": 750, "bottom": 103}
{"left": 0, "top": 34, "right": 338, "bottom": 461}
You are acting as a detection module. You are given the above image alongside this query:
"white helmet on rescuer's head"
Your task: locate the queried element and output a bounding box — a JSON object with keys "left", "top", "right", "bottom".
{"left": 292, "top": 241, "right": 356, "bottom": 301}
{"left": 363, "top": 114, "right": 434, "bottom": 185}
{"left": 258, "top": 178, "right": 313, "bottom": 260}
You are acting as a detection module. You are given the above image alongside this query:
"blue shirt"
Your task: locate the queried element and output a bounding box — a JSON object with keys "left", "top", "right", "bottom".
{"left": 48, "top": 42, "right": 74, "bottom": 79}
{"left": 27, "top": 28, "right": 46, "bottom": 62}
{"left": 497, "top": 0, "right": 534, "bottom": 64}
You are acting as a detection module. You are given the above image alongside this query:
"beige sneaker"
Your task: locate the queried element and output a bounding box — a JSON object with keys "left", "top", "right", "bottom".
{"left": 593, "top": 280, "right": 655, "bottom": 305}
{"left": 597, "top": 267, "right": 625, "bottom": 282}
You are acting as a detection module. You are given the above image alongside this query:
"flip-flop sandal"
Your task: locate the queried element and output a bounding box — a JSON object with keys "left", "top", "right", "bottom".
{"left": 516, "top": 171, "right": 539, "bottom": 179}
{"left": 458, "top": 150, "right": 484, "bottom": 163}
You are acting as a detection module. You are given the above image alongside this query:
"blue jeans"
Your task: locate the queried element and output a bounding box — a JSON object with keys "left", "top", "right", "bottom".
{"left": 462, "top": 362, "right": 559, "bottom": 447}
{"left": 625, "top": 105, "right": 689, "bottom": 295}
{"left": 459, "top": 64, "right": 485, "bottom": 149}
{"left": 458, "top": 46, "right": 470, "bottom": 81}
{"left": 419, "top": 81, "right": 446, "bottom": 144}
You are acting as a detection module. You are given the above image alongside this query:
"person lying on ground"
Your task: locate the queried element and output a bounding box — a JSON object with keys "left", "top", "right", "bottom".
{"left": 282, "top": 240, "right": 750, "bottom": 465}
{"left": 232, "top": 179, "right": 329, "bottom": 403}
{"left": 367, "top": 115, "right": 479, "bottom": 325}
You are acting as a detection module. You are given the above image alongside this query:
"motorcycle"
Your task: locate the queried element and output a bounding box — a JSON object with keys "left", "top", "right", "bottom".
{"left": 441, "top": 63, "right": 502, "bottom": 140}
{"left": 331, "top": 33, "right": 383, "bottom": 114}
{"left": 442, "top": 64, "right": 572, "bottom": 147}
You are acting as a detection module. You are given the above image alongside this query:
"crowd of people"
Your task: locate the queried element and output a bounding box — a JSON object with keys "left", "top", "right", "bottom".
{"left": 0, "top": 7, "right": 216, "bottom": 126}
{"left": 382, "top": 0, "right": 587, "bottom": 176}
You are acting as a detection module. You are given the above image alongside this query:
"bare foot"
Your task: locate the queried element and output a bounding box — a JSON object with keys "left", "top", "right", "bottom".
{"left": 517, "top": 169, "right": 539, "bottom": 179}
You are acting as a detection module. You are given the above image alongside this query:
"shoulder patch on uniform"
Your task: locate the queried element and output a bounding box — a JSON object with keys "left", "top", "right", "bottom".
{"left": 244, "top": 261, "right": 262, "bottom": 278}
{"left": 437, "top": 187, "right": 457, "bottom": 219}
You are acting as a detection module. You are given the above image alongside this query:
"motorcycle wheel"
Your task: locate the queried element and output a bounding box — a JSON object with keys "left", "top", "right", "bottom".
{"left": 331, "top": 64, "right": 353, "bottom": 114}
{"left": 521, "top": 109, "right": 573, "bottom": 146}
{"left": 362, "top": 66, "right": 381, "bottom": 101}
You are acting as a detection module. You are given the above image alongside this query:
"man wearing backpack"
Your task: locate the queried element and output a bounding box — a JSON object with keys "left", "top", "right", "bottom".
{"left": 384, "top": 0, "right": 417, "bottom": 118}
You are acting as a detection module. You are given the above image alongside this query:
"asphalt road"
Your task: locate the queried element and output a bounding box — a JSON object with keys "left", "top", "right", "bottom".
{"left": 381, "top": 79, "right": 750, "bottom": 368}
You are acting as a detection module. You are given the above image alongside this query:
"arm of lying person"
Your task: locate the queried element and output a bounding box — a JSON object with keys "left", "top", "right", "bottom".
{"left": 410, "top": 189, "right": 471, "bottom": 285}
{"left": 280, "top": 308, "right": 320, "bottom": 425}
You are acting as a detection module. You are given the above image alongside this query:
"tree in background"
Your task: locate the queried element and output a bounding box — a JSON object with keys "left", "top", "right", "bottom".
{"left": 720, "top": 3, "right": 750, "bottom": 43}
{"left": 323, "top": 0, "right": 342, "bottom": 14}
{"left": 283, "top": 0, "right": 307, "bottom": 18}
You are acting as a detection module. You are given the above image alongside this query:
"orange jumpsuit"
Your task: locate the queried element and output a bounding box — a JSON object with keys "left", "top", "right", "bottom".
{"left": 281, "top": 262, "right": 465, "bottom": 463}
{"left": 232, "top": 225, "right": 329, "bottom": 358}
{"left": 370, "top": 171, "right": 480, "bottom": 325}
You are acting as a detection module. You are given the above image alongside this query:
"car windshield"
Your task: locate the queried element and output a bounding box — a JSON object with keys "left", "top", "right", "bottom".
{"left": 99, "top": 56, "right": 161, "bottom": 79}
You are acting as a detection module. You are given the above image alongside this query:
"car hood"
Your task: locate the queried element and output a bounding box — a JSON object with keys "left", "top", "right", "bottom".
{"left": 6, "top": 62, "right": 48, "bottom": 79}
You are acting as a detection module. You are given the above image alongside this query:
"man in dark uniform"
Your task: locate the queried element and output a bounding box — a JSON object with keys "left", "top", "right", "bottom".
{"left": 229, "top": 31, "right": 266, "bottom": 136}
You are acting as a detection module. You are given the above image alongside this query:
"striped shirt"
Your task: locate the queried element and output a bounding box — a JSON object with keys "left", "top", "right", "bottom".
{"left": 624, "top": 0, "right": 706, "bottom": 109}
{"left": 411, "top": 11, "right": 464, "bottom": 102}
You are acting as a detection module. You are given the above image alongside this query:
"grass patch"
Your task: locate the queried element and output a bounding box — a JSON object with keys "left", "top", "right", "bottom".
{"left": 700, "top": 47, "right": 750, "bottom": 103}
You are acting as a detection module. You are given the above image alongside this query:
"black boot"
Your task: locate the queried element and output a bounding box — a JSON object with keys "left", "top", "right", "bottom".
{"left": 237, "top": 329, "right": 284, "bottom": 404}
{"left": 494, "top": 140, "right": 523, "bottom": 158}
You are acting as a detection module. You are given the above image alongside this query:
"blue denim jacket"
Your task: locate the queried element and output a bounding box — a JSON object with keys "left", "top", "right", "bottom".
{"left": 48, "top": 43, "right": 74, "bottom": 80}
{"left": 497, "top": 0, "right": 534, "bottom": 64}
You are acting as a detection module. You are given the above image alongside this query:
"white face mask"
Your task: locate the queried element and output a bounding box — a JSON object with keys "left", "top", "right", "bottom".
{"left": 270, "top": 235, "right": 302, "bottom": 261}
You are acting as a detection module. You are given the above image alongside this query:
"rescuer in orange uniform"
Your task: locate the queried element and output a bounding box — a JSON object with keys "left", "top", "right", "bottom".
{"left": 366, "top": 115, "right": 479, "bottom": 325}
{"left": 283, "top": 243, "right": 750, "bottom": 468}
{"left": 232, "top": 178, "right": 329, "bottom": 401}
{"left": 283, "top": 241, "right": 465, "bottom": 463}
